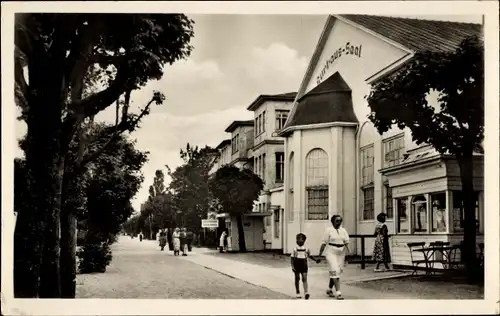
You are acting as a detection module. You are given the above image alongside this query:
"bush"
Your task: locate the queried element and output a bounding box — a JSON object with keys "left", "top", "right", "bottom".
{"left": 77, "top": 242, "right": 112, "bottom": 274}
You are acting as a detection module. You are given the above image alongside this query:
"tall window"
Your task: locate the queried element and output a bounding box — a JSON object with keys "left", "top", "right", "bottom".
{"left": 396, "top": 198, "right": 410, "bottom": 233}
{"left": 254, "top": 154, "right": 266, "bottom": 183}
{"left": 383, "top": 134, "right": 405, "bottom": 168}
{"left": 452, "top": 191, "right": 480, "bottom": 231}
{"left": 255, "top": 111, "right": 267, "bottom": 137}
{"left": 275, "top": 110, "right": 290, "bottom": 131}
{"left": 274, "top": 208, "right": 280, "bottom": 238}
{"left": 412, "top": 195, "right": 428, "bottom": 233}
{"left": 261, "top": 153, "right": 266, "bottom": 183}
{"left": 431, "top": 192, "right": 447, "bottom": 233}
{"left": 231, "top": 134, "right": 239, "bottom": 154}
{"left": 275, "top": 152, "right": 285, "bottom": 182}
{"left": 360, "top": 145, "right": 374, "bottom": 186}
{"left": 362, "top": 187, "right": 375, "bottom": 220}
{"left": 384, "top": 183, "right": 394, "bottom": 219}
{"left": 288, "top": 152, "right": 294, "bottom": 222}
{"left": 306, "top": 148, "right": 329, "bottom": 220}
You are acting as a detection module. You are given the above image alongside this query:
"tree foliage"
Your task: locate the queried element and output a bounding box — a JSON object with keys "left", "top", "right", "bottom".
{"left": 209, "top": 165, "right": 264, "bottom": 252}
{"left": 14, "top": 13, "right": 194, "bottom": 298}
{"left": 366, "top": 35, "right": 484, "bottom": 282}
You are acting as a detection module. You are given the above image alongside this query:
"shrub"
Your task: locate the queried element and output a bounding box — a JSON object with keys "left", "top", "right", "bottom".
{"left": 77, "top": 241, "right": 112, "bottom": 274}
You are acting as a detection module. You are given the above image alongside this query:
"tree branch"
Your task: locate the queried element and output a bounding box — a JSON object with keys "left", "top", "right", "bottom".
{"left": 78, "top": 96, "right": 156, "bottom": 169}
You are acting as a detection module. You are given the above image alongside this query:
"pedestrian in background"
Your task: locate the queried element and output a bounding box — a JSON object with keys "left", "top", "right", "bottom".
{"left": 172, "top": 228, "right": 181, "bottom": 256}
{"left": 139, "top": 232, "right": 143, "bottom": 242}
{"left": 159, "top": 229, "right": 167, "bottom": 251}
{"left": 219, "top": 229, "right": 227, "bottom": 253}
{"left": 373, "top": 213, "right": 391, "bottom": 272}
{"left": 180, "top": 228, "right": 188, "bottom": 256}
{"left": 186, "top": 229, "right": 194, "bottom": 252}
{"left": 317, "top": 215, "right": 350, "bottom": 300}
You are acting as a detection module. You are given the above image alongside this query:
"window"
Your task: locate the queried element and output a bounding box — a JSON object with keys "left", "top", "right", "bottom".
{"left": 288, "top": 152, "right": 294, "bottom": 222}
{"left": 396, "top": 198, "right": 410, "bottom": 233}
{"left": 360, "top": 145, "right": 374, "bottom": 186}
{"left": 383, "top": 134, "right": 405, "bottom": 168}
{"left": 305, "top": 149, "right": 329, "bottom": 220}
{"left": 431, "top": 192, "right": 447, "bottom": 232}
{"left": 276, "top": 110, "right": 290, "bottom": 131}
{"left": 384, "top": 184, "right": 394, "bottom": 219}
{"left": 274, "top": 209, "right": 280, "bottom": 238}
{"left": 275, "top": 152, "right": 285, "bottom": 182}
{"left": 231, "top": 134, "right": 239, "bottom": 154}
{"left": 261, "top": 153, "right": 266, "bottom": 183}
{"left": 255, "top": 111, "right": 267, "bottom": 137}
{"left": 362, "top": 187, "right": 375, "bottom": 220}
{"left": 412, "top": 195, "right": 428, "bottom": 233}
{"left": 452, "top": 191, "right": 480, "bottom": 231}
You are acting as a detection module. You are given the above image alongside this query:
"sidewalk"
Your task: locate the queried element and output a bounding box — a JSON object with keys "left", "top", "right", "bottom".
{"left": 180, "top": 248, "right": 413, "bottom": 300}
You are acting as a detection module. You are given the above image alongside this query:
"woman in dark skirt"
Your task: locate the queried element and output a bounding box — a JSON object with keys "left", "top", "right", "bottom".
{"left": 373, "top": 213, "right": 391, "bottom": 271}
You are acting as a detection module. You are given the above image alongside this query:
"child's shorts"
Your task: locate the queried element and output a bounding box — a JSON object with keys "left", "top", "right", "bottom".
{"left": 293, "top": 258, "right": 308, "bottom": 274}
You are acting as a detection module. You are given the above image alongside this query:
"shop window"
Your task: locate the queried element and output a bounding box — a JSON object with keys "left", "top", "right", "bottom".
{"left": 275, "top": 152, "right": 285, "bottom": 182}
{"left": 384, "top": 183, "right": 394, "bottom": 219}
{"left": 276, "top": 110, "right": 289, "bottom": 131}
{"left": 288, "top": 152, "right": 294, "bottom": 222}
{"left": 452, "top": 191, "right": 480, "bottom": 232}
{"left": 431, "top": 192, "right": 447, "bottom": 232}
{"left": 274, "top": 209, "right": 280, "bottom": 239}
{"left": 383, "top": 134, "right": 405, "bottom": 168}
{"left": 396, "top": 198, "right": 410, "bottom": 233}
{"left": 362, "top": 187, "right": 375, "bottom": 220}
{"left": 231, "top": 134, "right": 239, "bottom": 154}
{"left": 305, "top": 148, "right": 329, "bottom": 220}
{"left": 360, "top": 145, "right": 374, "bottom": 186}
{"left": 412, "top": 195, "right": 428, "bottom": 233}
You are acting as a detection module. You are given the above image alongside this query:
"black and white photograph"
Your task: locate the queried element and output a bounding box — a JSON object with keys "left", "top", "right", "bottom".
{"left": 2, "top": 1, "right": 499, "bottom": 315}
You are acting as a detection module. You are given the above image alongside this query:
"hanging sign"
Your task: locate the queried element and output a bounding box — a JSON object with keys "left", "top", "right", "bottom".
{"left": 202, "top": 219, "right": 219, "bottom": 228}
{"left": 316, "top": 42, "right": 363, "bottom": 84}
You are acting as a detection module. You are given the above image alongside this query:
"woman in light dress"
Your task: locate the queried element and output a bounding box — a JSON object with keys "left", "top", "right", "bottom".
{"left": 219, "top": 229, "right": 227, "bottom": 253}
{"left": 318, "top": 215, "right": 350, "bottom": 300}
{"left": 172, "top": 227, "right": 181, "bottom": 256}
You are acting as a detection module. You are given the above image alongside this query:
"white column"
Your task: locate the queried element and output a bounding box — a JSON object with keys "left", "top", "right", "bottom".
{"left": 330, "top": 127, "right": 341, "bottom": 218}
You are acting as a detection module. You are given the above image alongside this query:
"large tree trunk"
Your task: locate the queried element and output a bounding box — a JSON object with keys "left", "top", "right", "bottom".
{"left": 236, "top": 214, "right": 246, "bottom": 252}
{"left": 14, "top": 116, "right": 63, "bottom": 297}
{"left": 458, "top": 154, "right": 480, "bottom": 283}
{"left": 60, "top": 201, "right": 78, "bottom": 298}
{"left": 39, "top": 155, "right": 65, "bottom": 298}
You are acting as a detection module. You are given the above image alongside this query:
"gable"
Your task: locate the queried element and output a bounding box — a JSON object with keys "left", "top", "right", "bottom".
{"left": 304, "top": 17, "right": 410, "bottom": 95}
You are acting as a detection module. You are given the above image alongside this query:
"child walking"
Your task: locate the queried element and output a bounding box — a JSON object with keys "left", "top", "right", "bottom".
{"left": 291, "top": 233, "right": 320, "bottom": 299}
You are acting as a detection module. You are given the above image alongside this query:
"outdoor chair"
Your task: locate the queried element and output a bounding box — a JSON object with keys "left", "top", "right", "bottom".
{"left": 407, "top": 242, "right": 427, "bottom": 275}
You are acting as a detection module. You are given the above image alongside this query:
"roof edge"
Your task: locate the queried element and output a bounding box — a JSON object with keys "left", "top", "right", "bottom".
{"left": 247, "top": 93, "right": 297, "bottom": 111}
{"left": 224, "top": 120, "right": 254, "bottom": 133}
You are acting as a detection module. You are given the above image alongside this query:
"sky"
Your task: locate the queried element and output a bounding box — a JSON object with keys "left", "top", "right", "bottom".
{"left": 14, "top": 14, "right": 483, "bottom": 212}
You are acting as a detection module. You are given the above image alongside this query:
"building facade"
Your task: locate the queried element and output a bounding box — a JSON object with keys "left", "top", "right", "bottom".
{"left": 210, "top": 15, "right": 483, "bottom": 266}
{"left": 278, "top": 15, "right": 483, "bottom": 265}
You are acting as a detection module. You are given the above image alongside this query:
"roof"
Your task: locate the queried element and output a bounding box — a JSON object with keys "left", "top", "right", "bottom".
{"left": 339, "top": 15, "right": 482, "bottom": 53}
{"left": 215, "top": 139, "right": 231, "bottom": 150}
{"left": 283, "top": 72, "right": 358, "bottom": 132}
{"left": 224, "top": 120, "right": 254, "bottom": 133}
{"left": 247, "top": 92, "right": 297, "bottom": 111}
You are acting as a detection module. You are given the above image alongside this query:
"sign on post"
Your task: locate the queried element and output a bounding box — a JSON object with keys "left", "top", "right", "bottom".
{"left": 201, "top": 219, "right": 219, "bottom": 228}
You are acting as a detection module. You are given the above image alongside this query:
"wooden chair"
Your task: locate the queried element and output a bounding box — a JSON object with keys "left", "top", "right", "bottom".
{"left": 407, "top": 242, "right": 427, "bottom": 275}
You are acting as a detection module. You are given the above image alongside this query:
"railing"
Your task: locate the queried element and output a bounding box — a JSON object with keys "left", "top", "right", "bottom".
{"left": 348, "top": 234, "right": 392, "bottom": 270}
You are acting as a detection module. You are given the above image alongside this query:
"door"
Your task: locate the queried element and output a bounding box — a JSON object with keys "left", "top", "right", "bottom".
{"left": 243, "top": 218, "right": 255, "bottom": 250}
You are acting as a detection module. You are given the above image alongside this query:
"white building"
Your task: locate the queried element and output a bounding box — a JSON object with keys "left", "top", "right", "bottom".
{"left": 277, "top": 14, "right": 483, "bottom": 266}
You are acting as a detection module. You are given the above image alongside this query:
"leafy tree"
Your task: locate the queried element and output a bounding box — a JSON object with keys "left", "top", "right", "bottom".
{"left": 167, "top": 144, "right": 219, "bottom": 231}
{"left": 366, "top": 35, "right": 483, "bottom": 281}
{"left": 209, "top": 166, "right": 264, "bottom": 252}
{"left": 14, "top": 13, "right": 194, "bottom": 298}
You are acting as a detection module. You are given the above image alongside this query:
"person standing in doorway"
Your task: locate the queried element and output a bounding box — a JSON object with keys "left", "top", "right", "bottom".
{"left": 373, "top": 213, "right": 391, "bottom": 272}
{"left": 318, "top": 215, "right": 350, "bottom": 300}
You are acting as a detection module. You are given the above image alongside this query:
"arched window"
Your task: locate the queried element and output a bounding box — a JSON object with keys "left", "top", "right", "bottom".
{"left": 288, "top": 152, "right": 294, "bottom": 222}
{"left": 305, "top": 148, "right": 329, "bottom": 220}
